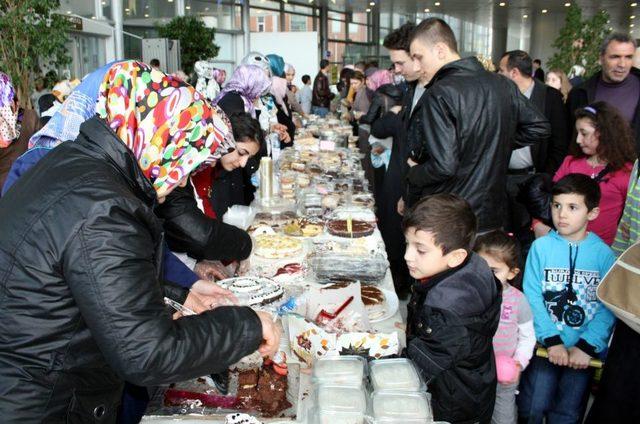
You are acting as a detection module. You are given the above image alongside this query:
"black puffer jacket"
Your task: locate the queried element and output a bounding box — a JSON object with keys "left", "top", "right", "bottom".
{"left": 407, "top": 253, "right": 502, "bottom": 424}
{"left": 406, "top": 57, "right": 551, "bottom": 231}
{"left": 0, "top": 117, "right": 263, "bottom": 422}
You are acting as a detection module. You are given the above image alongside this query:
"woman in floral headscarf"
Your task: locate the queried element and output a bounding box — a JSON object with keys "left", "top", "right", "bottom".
{"left": 0, "top": 72, "right": 39, "bottom": 191}
{"left": 0, "top": 61, "right": 279, "bottom": 422}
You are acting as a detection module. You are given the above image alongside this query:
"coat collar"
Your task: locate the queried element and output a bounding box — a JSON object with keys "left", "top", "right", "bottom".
{"left": 76, "top": 116, "right": 157, "bottom": 206}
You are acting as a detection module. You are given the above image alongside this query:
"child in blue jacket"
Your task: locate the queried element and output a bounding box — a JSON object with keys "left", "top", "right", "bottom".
{"left": 518, "top": 174, "right": 616, "bottom": 424}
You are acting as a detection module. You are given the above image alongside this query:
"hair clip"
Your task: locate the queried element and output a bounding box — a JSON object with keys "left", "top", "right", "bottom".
{"left": 584, "top": 106, "right": 597, "bottom": 115}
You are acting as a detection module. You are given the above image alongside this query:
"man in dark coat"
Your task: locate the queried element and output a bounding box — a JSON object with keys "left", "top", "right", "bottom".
{"left": 407, "top": 18, "right": 551, "bottom": 233}
{"left": 566, "top": 33, "right": 640, "bottom": 153}
{"left": 311, "top": 59, "right": 334, "bottom": 117}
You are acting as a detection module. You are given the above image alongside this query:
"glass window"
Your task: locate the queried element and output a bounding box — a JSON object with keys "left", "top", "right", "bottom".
{"left": 186, "top": 1, "right": 238, "bottom": 30}
{"left": 284, "top": 3, "right": 313, "bottom": 14}
{"left": 351, "top": 12, "right": 367, "bottom": 25}
{"left": 101, "top": 0, "right": 112, "bottom": 20}
{"left": 380, "top": 12, "right": 391, "bottom": 29}
{"left": 328, "top": 11, "right": 345, "bottom": 21}
{"left": 252, "top": 0, "right": 280, "bottom": 11}
{"left": 58, "top": 0, "right": 95, "bottom": 18}
{"left": 329, "top": 19, "right": 344, "bottom": 39}
{"left": 123, "top": 0, "right": 176, "bottom": 20}
{"left": 347, "top": 23, "right": 368, "bottom": 43}
{"left": 284, "top": 13, "right": 313, "bottom": 32}
{"left": 328, "top": 40, "right": 346, "bottom": 64}
{"left": 250, "top": 8, "right": 279, "bottom": 32}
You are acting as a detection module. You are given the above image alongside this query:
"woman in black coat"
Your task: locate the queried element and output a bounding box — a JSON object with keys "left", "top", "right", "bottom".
{"left": 0, "top": 61, "right": 278, "bottom": 422}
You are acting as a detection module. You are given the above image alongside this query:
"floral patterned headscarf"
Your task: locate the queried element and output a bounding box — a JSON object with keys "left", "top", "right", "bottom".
{"left": 0, "top": 72, "right": 19, "bottom": 148}
{"left": 96, "top": 60, "right": 235, "bottom": 196}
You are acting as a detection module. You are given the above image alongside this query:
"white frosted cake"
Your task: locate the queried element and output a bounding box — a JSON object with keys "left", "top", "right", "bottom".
{"left": 216, "top": 277, "right": 284, "bottom": 306}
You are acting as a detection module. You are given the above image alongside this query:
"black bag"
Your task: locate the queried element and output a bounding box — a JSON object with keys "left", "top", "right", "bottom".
{"left": 517, "top": 165, "right": 612, "bottom": 227}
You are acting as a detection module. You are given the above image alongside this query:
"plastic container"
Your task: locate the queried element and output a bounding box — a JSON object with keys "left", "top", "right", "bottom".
{"left": 309, "top": 253, "right": 388, "bottom": 282}
{"left": 369, "top": 358, "right": 426, "bottom": 392}
{"left": 313, "top": 384, "right": 367, "bottom": 424}
{"left": 371, "top": 391, "right": 432, "bottom": 423}
{"left": 312, "top": 356, "right": 367, "bottom": 388}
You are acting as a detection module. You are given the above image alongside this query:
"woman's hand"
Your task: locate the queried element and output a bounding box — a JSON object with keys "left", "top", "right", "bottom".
{"left": 194, "top": 260, "right": 231, "bottom": 281}
{"left": 191, "top": 280, "right": 238, "bottom": 306}
{"left": 255, "top": 311, "right": 281, "bottom": 358}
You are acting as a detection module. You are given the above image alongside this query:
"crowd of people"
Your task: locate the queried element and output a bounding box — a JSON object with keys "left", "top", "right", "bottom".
{"left": 0, "top": 15, "right": 639, "bottom": 424}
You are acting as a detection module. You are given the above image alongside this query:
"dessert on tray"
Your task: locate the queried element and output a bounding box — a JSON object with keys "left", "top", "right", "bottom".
{"left": 216, "top": 277, "right": 284, "bottom": 306}
{"left": 283, "top": 218, "right": 324, "bottom": 237}
{"left": 360, "top": 285, "right": 387, "bottom": 321}
{"left": 254, "top": 234, "right": 303, "bottom": 259}
{"left": 326, "top": 219, "right": 375, "bottom": 238}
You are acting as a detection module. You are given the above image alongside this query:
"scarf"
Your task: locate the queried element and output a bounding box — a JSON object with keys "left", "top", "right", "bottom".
{"left": 266, "top": 54, "right": 285, "bottom": 78}
{"left": 214, "top": 65, "right": 271, "bottom": 118}
{"left": 366, "top": 70, "right": 394, "bottom": 92}
{"left": 96, "top": 60, "right": 234, "bottom": 196}
{"left": 270, "top": 77, "right": 289, "bottom": 116}
{"left": 0, "top": 72, "right": 19, "bottom": 148}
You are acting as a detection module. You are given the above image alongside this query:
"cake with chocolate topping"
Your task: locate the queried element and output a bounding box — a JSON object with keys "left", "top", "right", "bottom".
{"left": 326, "top": 219, "right": 375, "bottom": 238}
{"left": 237, "top": 367, "right": 291, "bottom": 417}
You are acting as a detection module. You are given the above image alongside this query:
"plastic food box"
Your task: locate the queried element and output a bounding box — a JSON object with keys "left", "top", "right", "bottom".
{"left": 313, "top": 384, "right": 367, "bottom": 424}
{"left": 369, "top": 358, "right": 426, "bottom": 392}
{"left": 371, "top": 390, "right": 432, "bottom": 423}
{"left": 312, "top": 355, "right": 367, "bottom": 388}
{"left": 309, "top": 253, "right": 388, "bottom": 282}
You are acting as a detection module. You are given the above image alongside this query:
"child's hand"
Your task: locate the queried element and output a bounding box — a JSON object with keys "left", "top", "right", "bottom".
{"left": 568, "top": 347, "right": 591, "bottom": 370}
{"left": 547, "top": 345, "right": 569, "bottom": 366}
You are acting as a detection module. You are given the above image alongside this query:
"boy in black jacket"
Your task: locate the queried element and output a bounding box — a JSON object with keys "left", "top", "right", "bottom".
{"left": 404, "top": 193, "right": 502, "bottom": 424}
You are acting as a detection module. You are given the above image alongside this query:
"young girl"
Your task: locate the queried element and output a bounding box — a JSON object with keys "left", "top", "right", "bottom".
{"left": 533, "top": 101, "right": 636, "bottom": 245}
{"left": 475, "top": 231, "right": 536, "bottom": 424}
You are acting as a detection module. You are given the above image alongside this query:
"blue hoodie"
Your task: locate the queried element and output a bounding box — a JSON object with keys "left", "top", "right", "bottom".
{"left": 523, "top": 231, "right": 616, "bottom": 356}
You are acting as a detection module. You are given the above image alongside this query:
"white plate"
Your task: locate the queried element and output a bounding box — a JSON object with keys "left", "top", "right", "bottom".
{"left": 368, "top": 287, "right": 400, "bottom": 323}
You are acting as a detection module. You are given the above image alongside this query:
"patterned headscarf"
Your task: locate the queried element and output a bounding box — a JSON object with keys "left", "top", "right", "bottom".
{"left": 96, "top": 60, "right": 235, "bottom": 196}
{"left": 0, "top": 72, "right": 19, "bottom": 148}
{"left": 214, "top": 65, "right": 271, "bottom": 118}
{"left": 266, "top": 54, "right": 285, "bottom": 78}
{"left": 270, "top": 77, "right": 289, "bottom": 116}
{"left": 366, "top": 69, "right": 394, "bottom": 92}
{"left": 241, "top": 52, "right": 272, "bottom": 76}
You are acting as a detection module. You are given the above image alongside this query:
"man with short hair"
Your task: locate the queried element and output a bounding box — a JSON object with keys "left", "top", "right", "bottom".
{"left": 311, "top": 59, "right": 334, "bottom": 117}
{"left": 499, "top": 50, "right": 568, "bottom": 250}
{"left": 533, "top": 58, "right": 545, "bottom": 81}
{"left": 567, "top": 33, "right": 640, "bottom": 152}
{"left": 407, "top": 18, "right": 550, "bottom": 233}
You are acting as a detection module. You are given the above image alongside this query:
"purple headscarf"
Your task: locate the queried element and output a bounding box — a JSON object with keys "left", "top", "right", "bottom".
{"left": 214, "top": 65, "right": 271, "bottom": 118}
{"left": 0, "top": 72, "right": 19, "bottom": 148}
{"left": 366, "top": 69, "right": 394, "bottom": 92}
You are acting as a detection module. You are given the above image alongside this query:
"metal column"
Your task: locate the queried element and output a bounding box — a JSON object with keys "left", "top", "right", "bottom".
{"left": 112, "top": 0, "right": 124, "bottom": 59}
{"left": 243, "top": 0, "right": 251, "bottom": 55}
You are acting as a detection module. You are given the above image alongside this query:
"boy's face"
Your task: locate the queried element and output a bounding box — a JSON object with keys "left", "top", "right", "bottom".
{"left": 404, "top": 228, "right": 466, "bottom": 280}
{"left": 551, "top": 193, "right": 599, "bottom": 241}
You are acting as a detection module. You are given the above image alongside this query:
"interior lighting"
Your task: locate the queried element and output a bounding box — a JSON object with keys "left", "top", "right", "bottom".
{"left": 425, "top": 8, "right": 430, "bottom": 12}
{"left": 523, "top": 14, "right": 528, "bottom": 18}
{"left": 632, "top": 15, "right": 636, "bottom": 19}
{"left": 499, "top": 2, "right": 506, "bottom": 6}
{"left": 564, "top": 2, "right": 571, "bottom": 6}
{"left": 435, "top": 2, "right": 441, "bottom": 6}
{"left": 366, "top": 8, "right": 371, "bottom": 12}
{"left": 633, "top": 3, "right": 638, "bottom": 7}
{"left": 542, "top": 9, "right": 548, "bottom": 13}
{"left": 369, "top": 1, "right": 375, "bottom": 5}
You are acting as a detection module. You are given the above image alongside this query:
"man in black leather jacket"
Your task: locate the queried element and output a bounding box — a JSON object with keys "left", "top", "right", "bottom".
{"left": 406, "top": 18, "right": 551, "bottom": 232}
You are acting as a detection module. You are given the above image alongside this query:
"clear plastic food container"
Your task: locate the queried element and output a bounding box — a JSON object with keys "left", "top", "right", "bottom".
{"left": 369, "top": 358, "right": 426, "bottom": 392}
{"left": 309, "top": 253, "right": 388, "bottom": 282}
{"left": 371, "top": 391, "right": 432, "bottom": 423}
{"left": 313, "top": 384, "right": 367, "bottom": 423}
{"left": 312, "top": 355, "right": 367, "bottom": 387}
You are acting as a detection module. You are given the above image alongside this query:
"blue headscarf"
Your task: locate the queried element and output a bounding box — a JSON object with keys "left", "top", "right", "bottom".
{"left": 28, "top": 61, "right": 117, "bottom": 149}
{"left": 266, "top": 54, "right": 285, "bottom": 78}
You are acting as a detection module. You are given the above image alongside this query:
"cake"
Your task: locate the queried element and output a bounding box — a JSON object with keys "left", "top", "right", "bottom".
{"left": 216, "top": 277, "right": 284, "bottom": 306}
{"left": 252, "top": 211, "right": 297, "bottom": 230}
{"left": 361, "top": 285, "right": 387, "bottom": 321}
{"left": 237, "top": 366, "right": 292, "bottom": 417}
{"left": 254, "top": 234, "right": 303, "bottom": 259}
{"left": 283, "top": 218, "right": 324, "bottom": 237}
{"left": 326, "top": 219, "right": 375, "bottom": 238}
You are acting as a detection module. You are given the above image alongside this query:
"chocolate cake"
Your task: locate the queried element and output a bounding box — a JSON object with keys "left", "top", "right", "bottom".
{"left": 237, "top": 367, "right": 291, "bottom": 417}
{"left": 326, "top": 219, "right": 375, "bottom": 238}
{"left": 361, "top": 285, "right": 385, "bottom": 306}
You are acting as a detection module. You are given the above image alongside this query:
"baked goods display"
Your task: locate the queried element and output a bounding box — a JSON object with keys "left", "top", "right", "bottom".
{"left": 253, "top": 234, "right": 303, "bottom": 259}
{"left": 326, "top": 219, "right": 375, "bottom": 238}
{"left": 236, "top": 364, "right": 291, "bottom": 417}
{"left": 251, "top": 210, "right": 297, "bottom": 231}
{"left": 216, "top": 277, "right": 284, "bottom": 306}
